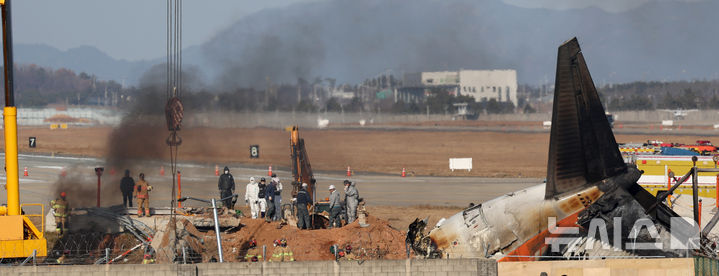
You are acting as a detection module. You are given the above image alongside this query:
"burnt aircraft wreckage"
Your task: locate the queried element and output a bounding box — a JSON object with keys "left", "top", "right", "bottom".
{"left": 407, "top": 37, "right": 718, "bottom": 261}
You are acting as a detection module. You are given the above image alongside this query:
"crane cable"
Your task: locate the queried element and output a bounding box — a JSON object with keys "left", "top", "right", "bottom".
{"left": 165, "top": 0, "right": 184, "bottom": 263}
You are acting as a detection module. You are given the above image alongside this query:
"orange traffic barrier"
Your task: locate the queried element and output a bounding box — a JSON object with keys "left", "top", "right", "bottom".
{"left": 268, "top": 165, "right": 273, "bottom": 177}
{"left": 160, "top": 165, "right": 165, "bottom": 176}
{"left": 667, "top": 169, "right": 672, "bottom": 205}
{"left": 401, "top": 168, "right": 406, "bottom": 177}
{"left": 347, "top": 166, "right": 351, "bottom": 177}
{"left": 177, "top": 171, "right": 182, "bottom": 208}
{"left": 699, "top": 199, "right": 703, "bottom": 229}
{"left": 215, "top": 165, "right": 219, "bottom": 176}
{"left": 23, "top": 167, "right": 28, "bottom": 177}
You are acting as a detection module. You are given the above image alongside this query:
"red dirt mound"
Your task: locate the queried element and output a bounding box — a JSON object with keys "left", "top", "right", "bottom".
{"left": 220, "top": 215, "right": 409, "bottom": 261}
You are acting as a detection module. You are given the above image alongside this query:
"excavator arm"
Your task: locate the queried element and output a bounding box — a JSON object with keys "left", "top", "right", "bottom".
{"left": 290, "top": 126, "right": 316, "bottom": 202}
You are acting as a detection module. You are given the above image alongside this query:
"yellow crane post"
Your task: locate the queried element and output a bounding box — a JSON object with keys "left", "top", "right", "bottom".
{"left": 0, "top": 0, "right": 47, "bottom": 258}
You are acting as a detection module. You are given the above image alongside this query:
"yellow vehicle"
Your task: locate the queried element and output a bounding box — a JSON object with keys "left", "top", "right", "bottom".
{"left": 0, "top": 0, "right": 47, "bottom": 259}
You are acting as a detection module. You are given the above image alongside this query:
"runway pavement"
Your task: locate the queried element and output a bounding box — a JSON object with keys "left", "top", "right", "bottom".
{"left": 0, "top": 153, "right": 540, "bottom": 211}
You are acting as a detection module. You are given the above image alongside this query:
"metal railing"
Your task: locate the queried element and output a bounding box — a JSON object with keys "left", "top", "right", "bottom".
{"left": 20, "top": 203, "right": 44, "bottom": 235}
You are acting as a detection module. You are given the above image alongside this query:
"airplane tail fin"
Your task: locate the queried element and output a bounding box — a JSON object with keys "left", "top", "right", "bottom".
{"left": 545, "top": 38, "right": 626, "bottom": 199}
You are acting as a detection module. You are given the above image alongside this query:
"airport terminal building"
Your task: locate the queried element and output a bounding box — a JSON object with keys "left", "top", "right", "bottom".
{"left": 398, "top": 70, "right": 517, "bottom": 106}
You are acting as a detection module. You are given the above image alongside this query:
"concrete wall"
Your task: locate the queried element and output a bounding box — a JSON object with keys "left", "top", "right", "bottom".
{"left": 498, "top": 258, "right": 694, "bottom": 276}
{"left": 2, "top": 258, "right": 497, "bottom": 276}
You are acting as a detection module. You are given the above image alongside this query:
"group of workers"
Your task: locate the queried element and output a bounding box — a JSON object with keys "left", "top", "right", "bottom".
{"left": 243, "top": 173, "right": 360, "bottom": 229}
{"left": 50, "top": 166, "right": 362, "bottom": 236}
{"left": 120, "top": 170, "right": 152, "bottom": 217}
{"left": 239, "top": 169, "right": 284, "bottom": 222}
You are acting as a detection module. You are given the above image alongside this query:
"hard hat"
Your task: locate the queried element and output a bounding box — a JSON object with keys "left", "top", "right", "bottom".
{"left": 250, "top": 177, "right": 255, "bottom": 182}
{"left": 329, "top": 185, "right": 335, "bottom": 190}
{"left": 345, "top": 245, "right": 352, "bottom": 254}
{"left": 302, "top": 183, "right": 308, "bottom": 188}
{"left": 260, "top": 177, "right": 266, "bottom": 182}
{"left": 249, "top": 239, "right": 257, "bottom": 248}
{"left": 60, "top": 192, "right": 66, "bottom": 197}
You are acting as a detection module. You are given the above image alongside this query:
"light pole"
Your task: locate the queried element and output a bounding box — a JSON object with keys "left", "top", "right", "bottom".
{"left": 178, "top": 194, "right": 237, "bottom": 263}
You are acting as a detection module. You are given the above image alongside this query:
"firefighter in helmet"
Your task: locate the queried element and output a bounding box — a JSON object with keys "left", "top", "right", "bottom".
{"left": 50, "top": 192, "right": 69, "bottom": 234}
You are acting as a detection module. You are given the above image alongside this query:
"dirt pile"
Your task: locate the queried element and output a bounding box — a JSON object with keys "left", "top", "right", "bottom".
{"left": 219, "top": 215, "right": 409, "bottom": 261}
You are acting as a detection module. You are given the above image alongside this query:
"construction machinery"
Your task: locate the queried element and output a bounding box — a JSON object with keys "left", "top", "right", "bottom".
{"left": 0, "top": 0, "right": 48, "bottom": 259}
{"left": 289, "top": 126, "right": 335, "bottom": 228}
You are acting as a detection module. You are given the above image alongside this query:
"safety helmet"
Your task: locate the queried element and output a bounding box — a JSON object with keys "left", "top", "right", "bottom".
{"left": 60, "top": 192, "right": 66, "bottom": 197}
{"left": 273, "top": 239, "right": 281, "bottom": 247}
{"left": 329, "top": 185, "right": 335, "bottom": 190}
{"left": 260, "top": 177, "right": 266, "bottom": 182}
{"left": 248, "top": 239, "right": 257, "bottom": 248}
{"left": 338, "top": 251, "right": 345, "bottom": 257}
{"left": 345, "top": 245, "right": 352, "bottom": 254}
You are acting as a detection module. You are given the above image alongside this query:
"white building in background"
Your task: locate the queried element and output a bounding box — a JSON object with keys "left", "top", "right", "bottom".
{"left": 398, "top": 69, "right": 517, "bottom": 106}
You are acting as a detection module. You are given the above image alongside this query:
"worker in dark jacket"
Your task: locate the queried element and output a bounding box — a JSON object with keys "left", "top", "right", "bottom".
{"left": 120, "top": 169, "right": 135, "bottom": 208}
{"left": 217, "top": 166, "right": 235, "bottom": 209}
{"left": 295, "top": 183, "right": 311, "bottom": 229}
{"left": 265, "top": 179, "right": 277, "bottom": 222}
{"left": 258, "top": 178, "right": 267, "bottom": 218}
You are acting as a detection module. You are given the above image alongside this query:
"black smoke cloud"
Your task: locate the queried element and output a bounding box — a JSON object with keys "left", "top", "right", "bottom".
{"left": 201, "top": 0, "right": 719, "bottom": 87}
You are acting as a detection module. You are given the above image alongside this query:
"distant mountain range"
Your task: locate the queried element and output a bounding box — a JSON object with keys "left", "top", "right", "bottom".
{"left": 13, "top": 0, "right": 719, "bottom": 87}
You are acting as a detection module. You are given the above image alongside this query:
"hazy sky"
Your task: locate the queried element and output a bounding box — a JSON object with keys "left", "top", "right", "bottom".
{"left": 13, "top": 0, "right": 322, "bottom": 61}
{"left": 12, "top": 0, "right": 699, "bottom": 61}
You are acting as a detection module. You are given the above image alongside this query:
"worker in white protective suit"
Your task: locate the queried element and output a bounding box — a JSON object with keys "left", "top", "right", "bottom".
{"left": 245, "top": 177, "right": 260, "bottom": 218}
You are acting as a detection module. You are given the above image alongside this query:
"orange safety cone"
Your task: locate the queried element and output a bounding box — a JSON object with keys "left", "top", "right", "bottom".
{"left": 23, "top": 167, "right": 28, "bottom": 177}
{"left": 215, "top": 165, "right": 219, "bottom": 176}
{"left": 160, "top": 166, "right": 165, "bottom": 176}
{"left": 268, "top": 165, "right": 273, "bottom": 176}
{"left": 347, "top": 166, "right": 352, "bottom": 177}
{"left": 401, "top": 168, "right": 406, "bottom": 177}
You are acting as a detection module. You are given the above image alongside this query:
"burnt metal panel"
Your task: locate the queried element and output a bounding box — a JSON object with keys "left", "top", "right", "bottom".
{"left": 545, "top": 37, "right": 626, "bottom": 199}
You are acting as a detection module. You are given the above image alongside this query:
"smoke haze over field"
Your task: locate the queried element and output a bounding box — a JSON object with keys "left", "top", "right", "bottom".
{"left": 201, "top": 0, "right": 719, "bottom": 88}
